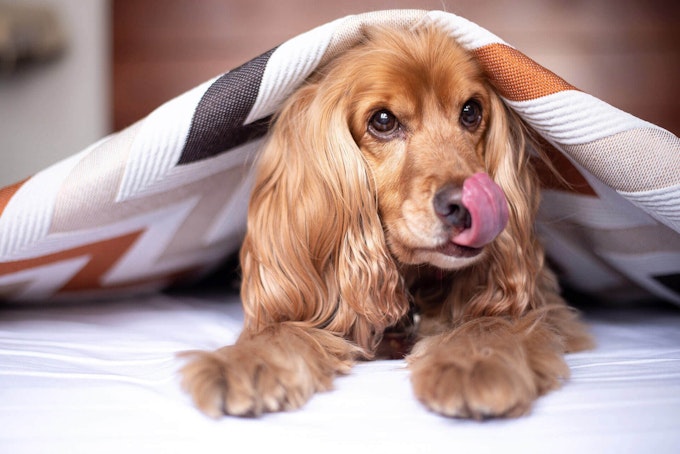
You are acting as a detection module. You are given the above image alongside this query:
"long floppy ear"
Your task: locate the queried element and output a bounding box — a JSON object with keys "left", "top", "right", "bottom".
{"left": 239, "top": 77, "right": 409, "bottom": 352}
{"left": 456, "top": 91, "right": 549, "bottom": 317}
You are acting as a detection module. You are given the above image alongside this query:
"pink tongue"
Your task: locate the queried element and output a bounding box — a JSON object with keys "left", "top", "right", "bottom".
{"left": 452, "top": 173, "right": 509, "bottom": 248}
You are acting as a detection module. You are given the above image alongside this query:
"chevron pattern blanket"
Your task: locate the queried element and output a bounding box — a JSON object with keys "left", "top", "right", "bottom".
{"left": 1, "top": 10, "right": 678, "bottom": 305}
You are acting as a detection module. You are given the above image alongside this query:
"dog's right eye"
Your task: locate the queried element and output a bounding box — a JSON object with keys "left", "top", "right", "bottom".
{"left": 368, "top": 109, "right": 400, "bottom": 138}
{"left": 460, "top": 99, "right": 483, "bottom": 130}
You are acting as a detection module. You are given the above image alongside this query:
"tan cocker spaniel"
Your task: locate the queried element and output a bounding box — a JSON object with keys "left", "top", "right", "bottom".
{"left": 181, "top": 25, "right": 593, "bottom": 420}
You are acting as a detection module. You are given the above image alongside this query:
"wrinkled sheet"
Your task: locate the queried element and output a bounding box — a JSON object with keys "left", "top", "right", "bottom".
{"left": 1, "top": 291, "right": 679, "bottom": 454}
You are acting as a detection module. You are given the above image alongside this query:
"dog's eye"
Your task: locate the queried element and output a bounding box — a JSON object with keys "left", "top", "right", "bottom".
{"left": 460, "top": 99, "right": 482, "bottom": 130}
{"left": 369, "top": 109, "right": 400, "bottom": 138}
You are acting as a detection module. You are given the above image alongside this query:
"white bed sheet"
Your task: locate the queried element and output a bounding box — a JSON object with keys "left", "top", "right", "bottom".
{"left": 1, "top": 290, "right": 679, "bottom": 454}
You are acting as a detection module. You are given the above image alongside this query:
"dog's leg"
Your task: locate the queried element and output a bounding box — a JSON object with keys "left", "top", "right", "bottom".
{"left": 408, "top": 305, "right": 591, "bottom": 419}
{"left": 180, "top": 323, "right": 359, "bottom": 418}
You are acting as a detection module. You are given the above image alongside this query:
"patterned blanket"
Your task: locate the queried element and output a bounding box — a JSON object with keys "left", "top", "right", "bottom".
{"left": 1, "top": 10, "right": 678, "bottom": 305}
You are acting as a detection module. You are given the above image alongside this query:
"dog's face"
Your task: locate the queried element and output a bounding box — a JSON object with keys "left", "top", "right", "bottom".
{"left": 342, "top": 28, "right": 509, "bottom": 270}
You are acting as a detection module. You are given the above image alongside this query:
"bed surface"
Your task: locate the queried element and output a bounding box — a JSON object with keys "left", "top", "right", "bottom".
{"left": 1, "top": 289, "right": 679, "bottom": 454}
{"left": 1, "top": 8, "right": 679, "bottom": 454}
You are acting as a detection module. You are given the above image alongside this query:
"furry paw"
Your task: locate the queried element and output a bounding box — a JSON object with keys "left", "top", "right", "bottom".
{"left": 410, "top": 345, "right": 536, "bottom": 419}
{"left": 179, "top": 345, "right": 312, "bottom": 417}
{"left": 408, "top": 317, "right": 569, "bottom": 419}
{"left": 179, "top": 325, "right": 356, "bottom": 417}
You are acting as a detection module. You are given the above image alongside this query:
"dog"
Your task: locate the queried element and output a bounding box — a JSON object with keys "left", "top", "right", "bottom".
{"left": 180, "top": 24, "right": 593, "bottom": 420}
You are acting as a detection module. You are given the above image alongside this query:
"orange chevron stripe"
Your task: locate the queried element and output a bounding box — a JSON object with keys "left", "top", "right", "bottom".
{"left": 62, "top": 231, "right": 145, "bottom": 291}
{"left": 473, "top": 43, "right": 576, "bottom": 101}
{"left": 0, "top": 229, "right": 204, "bottom": 299}
{"left": 0, "top": 178, "right": 28, "bottom": 216}
{"left": 0, "top": 231, "right": 142, "bottom": 289}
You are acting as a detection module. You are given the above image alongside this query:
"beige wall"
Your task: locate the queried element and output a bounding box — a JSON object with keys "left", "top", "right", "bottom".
{"left": 0, "top": 0, "right": 111, "bottom": 188}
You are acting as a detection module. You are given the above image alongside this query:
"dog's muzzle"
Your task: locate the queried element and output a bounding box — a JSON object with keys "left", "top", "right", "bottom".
{"left": 434, "top": 172, "right": 509, "bottom": 249}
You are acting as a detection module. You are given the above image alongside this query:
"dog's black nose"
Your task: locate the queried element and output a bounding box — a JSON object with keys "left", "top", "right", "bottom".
{"left": 433, "top": 186, "right": 472, "bottom": 229}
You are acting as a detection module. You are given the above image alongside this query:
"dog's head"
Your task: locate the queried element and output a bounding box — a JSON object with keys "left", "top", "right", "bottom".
{"left": 340, "top": 26, "right": 512, "bottom": 270}
{"left": 242, "top": 25, "right": 539, "bottom": 345}
{"left": 292, "top": 25, "right": 523, "bottom": 271}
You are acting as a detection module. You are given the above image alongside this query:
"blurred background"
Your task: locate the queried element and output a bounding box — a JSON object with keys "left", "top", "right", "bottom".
{"left": 0, "top": 0, "right": 678, "bottom": 188}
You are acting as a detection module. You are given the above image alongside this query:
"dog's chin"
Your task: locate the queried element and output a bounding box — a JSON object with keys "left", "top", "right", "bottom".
{"left": 425, "top": 242, "right": 486, "bottom": 270}
{"left": 435, "top": 241, "right": 483, "bottom": 258}
{"left": 391, "top": 239, "right": 486, "bottom": 270}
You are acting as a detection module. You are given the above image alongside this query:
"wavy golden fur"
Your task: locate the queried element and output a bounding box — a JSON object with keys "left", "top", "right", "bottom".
{"left": 181, "top": 25, "right": 593, "bottom": 419}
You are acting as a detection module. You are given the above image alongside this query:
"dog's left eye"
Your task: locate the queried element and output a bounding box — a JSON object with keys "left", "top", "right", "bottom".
{"left": 460, "top": 99, "right": 483, "bottom": 130}
{"left": 368, "top": 109, "right": 400, "bottom": 138}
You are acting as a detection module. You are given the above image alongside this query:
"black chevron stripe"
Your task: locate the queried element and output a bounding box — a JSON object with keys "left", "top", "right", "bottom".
{"left": 178, "top": 47, "right": 277, "bottom": 165}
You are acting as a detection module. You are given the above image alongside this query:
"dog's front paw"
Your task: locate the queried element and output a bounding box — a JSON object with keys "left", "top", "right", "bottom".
{"left": 179, "top": 325, "right": 356, "bottom": 418}
{"left": 409, "top": 346, "right": 537, "bottom": 419}
{"left": 179, "top": 344, "right": 317, "bottom": 418}
{"left": 408, "top": 317, "right": 570, "bottom": 419}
